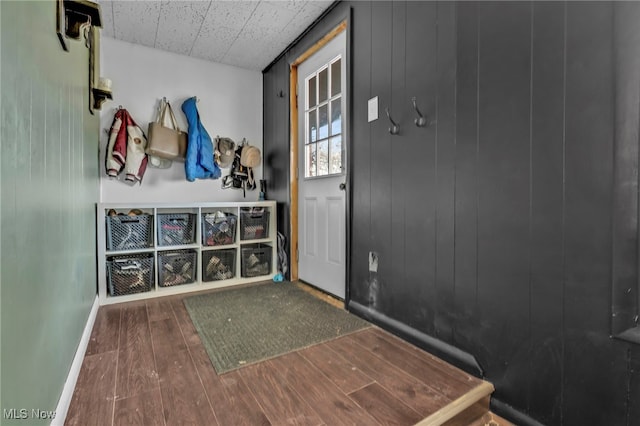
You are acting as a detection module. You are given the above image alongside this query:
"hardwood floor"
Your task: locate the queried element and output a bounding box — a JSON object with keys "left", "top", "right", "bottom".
{"left": 65, "top": 284, "right": 489, "bottom": 426}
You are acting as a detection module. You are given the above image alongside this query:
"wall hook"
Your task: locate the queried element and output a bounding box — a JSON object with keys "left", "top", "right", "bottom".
{"left": 412, "top": 97, "right": 428, "bottom": 127}
{"left": 385, "top": 107, "right": 400, "bottom": 135}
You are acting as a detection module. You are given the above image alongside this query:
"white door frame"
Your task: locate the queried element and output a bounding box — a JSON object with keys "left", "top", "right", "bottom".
{"left": 289, "top": 21, "right": 348, "bottom": 290}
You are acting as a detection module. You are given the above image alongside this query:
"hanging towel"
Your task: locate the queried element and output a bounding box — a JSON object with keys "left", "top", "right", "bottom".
{"left": 181, "top": 97, "right": 221, "bottom": 181}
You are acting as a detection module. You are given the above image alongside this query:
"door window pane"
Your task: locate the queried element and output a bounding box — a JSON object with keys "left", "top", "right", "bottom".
{"left": 331, "top": 59, "right": 341, "bottom": 97}
{"left": 302, "top": 54, "right": 344, "bottom": 179}
{"left": 330, "top": 98, "right": 341, "bottom": 136}
{"left": 306, "top": 143, "right": 317, "bottom": 177}
{"left": 318, "top": 104, "right": 328, "bottom": 140}
{"left": 318, "top": 67, "right": 328, "bottom": 103}
{"left": 317, "top": 140, "right": 328, "bottom": 175}
{"left": 307, "top": 110, "right": 317, "bottom": 143}
{"left": 307, "top": 76, "right": 316, "bottom": 108}
{"left": 329, "top": 136, "right": 342, "bottom": 174}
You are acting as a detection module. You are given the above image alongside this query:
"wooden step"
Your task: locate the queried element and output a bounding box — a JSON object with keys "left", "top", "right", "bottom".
{"left": 485, "top": 412, "right": 516, "bottom": 426}
{"left": 414, "top": 380, "right": 512, "bottom": 426}
{"left": 414, "top": 381, "right": 493, "bottom": 425}
{"left": 459, "top": 411, "right": 516, "bottom": 426}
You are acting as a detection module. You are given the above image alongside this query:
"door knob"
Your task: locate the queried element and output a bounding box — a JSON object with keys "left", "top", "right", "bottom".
{"left": 339, "top": 182, "right": 347, "bottom": 191}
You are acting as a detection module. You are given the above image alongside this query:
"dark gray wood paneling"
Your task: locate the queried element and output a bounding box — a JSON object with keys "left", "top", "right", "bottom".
{"left": 563, "top": 2, "right": 613, "bottom": 334}
{"left": 631, "top": 347, "right": 640, "bottom": 422}
{"left": 528, "top": 2, "right": 565, "bottom": 423}
{"left": 389, "top": 0, "right": 408, "bottom": 322}
{"left": 262, "top": 64, "right": 276, "bottom": 196}
{"left": 368, "top": 1, "right": 393, "bottom": 313}
{"left": 275, "top": 59, "right": 292, "bottom": 243}
{"left": 262, "top": 59, "right": 291, "bottom": 260}
{"left": 433, "top": 1, "right": 457, "bottom": 344}
{"left": 401, "top": 0, "right": 438, "bottom": 332}
{"left": 349, "top": 1, "right": 373, "bottom": 305}
{"left": 611, "top": 0, "right": 640, "bottom": 335}
{"left": 453, "top": 2, "right": 480, "bottom": 355}
{"left": 562, "top": 4, "right": 627, "bottom": 425}
{"left": 475, "top": 2, "right": 531, "bottom": 410}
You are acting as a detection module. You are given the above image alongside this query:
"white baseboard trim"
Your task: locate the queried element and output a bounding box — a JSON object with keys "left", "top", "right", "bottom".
{"left": 51, "top": 295, "right": 99, "bottom": 426}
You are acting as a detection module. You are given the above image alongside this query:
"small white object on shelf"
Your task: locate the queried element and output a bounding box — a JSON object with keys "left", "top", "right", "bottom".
{"left": 98, "top": 77, "right": 112, "bottom": 92}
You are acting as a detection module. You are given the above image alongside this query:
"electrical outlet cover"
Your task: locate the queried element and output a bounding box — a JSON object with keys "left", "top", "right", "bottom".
{"left": 368, "top": 96, "right": 378, "bottom": 123}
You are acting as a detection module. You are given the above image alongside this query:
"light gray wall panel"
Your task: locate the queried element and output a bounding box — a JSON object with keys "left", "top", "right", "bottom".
{"left": 1, "top": 1, "right": 99, "bottom": 422}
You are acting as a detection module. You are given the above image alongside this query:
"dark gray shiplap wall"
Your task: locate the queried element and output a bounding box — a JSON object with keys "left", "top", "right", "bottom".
{"left": 262, "top": 2, "right": 640, "bottom": 424}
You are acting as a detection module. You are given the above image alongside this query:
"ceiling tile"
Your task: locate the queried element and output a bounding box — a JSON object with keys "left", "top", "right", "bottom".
{"left": 111, "top": 0, "right": 161, "bottom": 48}
{"left": 98, "top": 0, "right": 334, "bottom": 71}
{"left": 220, "top": 56, "right": 259, "bottom": 70}
{"left": 261, "top": 0, "right": 307, "bottom": 13}
{"left": 189, "top": 0, "right": 258, "bottom": 63}
{"left": 191, "top": 25, "right": 239, "bottom": 63}
{"left": 223, "top": 35, "right": 285, "bottom": 70}
{"left": 244, "top": 1, "right": 298, "bottom": 32}
{"left": 297, "top": 2, "right": 332, "bottom": 21}
{"left": 155, "top": 0, "right": 211, "bottom": 55}
{"left": 306, "top": 0, "right": 334, "bottom": 11}
{"left": 204, "top": 1, "right": 259, "bottom": 31}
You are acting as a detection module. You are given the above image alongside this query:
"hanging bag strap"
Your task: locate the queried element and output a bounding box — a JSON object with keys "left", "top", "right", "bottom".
{"left": 164, "top": 102, "right": 183, "bottom": 132}
{"left": 156, "top": 97, "right": 168, "bottom": 124}
{"left": 156, "top": 98, "right": 183, "bottom": 133}
{"left": 247, "top": 167, "right": 255, "bottom": 189}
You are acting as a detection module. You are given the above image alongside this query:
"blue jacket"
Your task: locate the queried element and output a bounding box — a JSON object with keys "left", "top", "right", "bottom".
{"left": 181, "top": 97, "right": 221, "bottom": 181}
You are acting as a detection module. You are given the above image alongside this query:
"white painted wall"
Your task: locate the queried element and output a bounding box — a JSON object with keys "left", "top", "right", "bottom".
{"left": 99, "top": 37, "right": 263, "bottom": 203}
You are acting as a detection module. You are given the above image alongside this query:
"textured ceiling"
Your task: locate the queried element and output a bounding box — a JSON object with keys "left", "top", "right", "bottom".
{"left": 98, "top": 0, "right": 334, "bottom": 71}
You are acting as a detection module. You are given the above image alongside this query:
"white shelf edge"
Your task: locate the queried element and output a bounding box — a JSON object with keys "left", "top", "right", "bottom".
{"left": 156, "top": 244, "right": 200, "bottom": 251}
{"left": 100, "top": 275, "right": 275, "bottom": 305}
{"left": 105, "top": 248, "right": 155, "bottom": 256}
{"left": 201, "top": 244, "right": 236, "bottom": 250}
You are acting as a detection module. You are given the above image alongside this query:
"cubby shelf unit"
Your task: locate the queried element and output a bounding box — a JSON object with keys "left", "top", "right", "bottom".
{"left": 97, "top": 201, "right": 277, "bottom": 305}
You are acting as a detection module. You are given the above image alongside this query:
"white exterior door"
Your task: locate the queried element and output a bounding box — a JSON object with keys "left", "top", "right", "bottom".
{"left": 297, "top": 31, "right": 346, "bottom": 299}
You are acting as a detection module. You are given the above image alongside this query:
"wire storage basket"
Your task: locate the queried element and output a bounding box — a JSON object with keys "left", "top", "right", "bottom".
{"left": 106, "top": 213, "right": 153, "bottom": 251}
{"left": 107, "top": 253, "right": 154, "bottom": 296}
{"left": 202, "top": 212, "right": 237, "bottom": 246}
{"left": 239, "top": 207, "right": 270, "bottom": 240}
{"left": 158, "top": 250, "right": 197, "bottom": 287}
{"left": 202, "top": 249, "right": 236, "bottom": 281}
{"left": 241, "top": 243, "right": 272, "bottom": 277}
{"left": 157, "top": 213, "right": 197, "bottom": 246}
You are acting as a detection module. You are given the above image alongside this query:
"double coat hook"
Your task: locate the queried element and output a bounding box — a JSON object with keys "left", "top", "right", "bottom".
{"left": 384, "top": 98, "right": 429, "bottom": 136}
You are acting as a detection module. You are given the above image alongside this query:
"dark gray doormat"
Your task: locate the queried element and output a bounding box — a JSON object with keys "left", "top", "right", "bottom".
{"left": 183, "top": 281, "right": 371, "bottom": 374}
